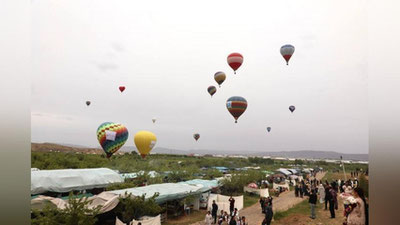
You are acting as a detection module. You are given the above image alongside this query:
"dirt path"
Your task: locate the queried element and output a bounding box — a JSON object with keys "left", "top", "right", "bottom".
{"left": 190, "top": 172, "right": 326, "bottom": 225}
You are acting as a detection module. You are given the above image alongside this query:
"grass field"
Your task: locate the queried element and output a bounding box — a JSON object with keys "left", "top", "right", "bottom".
{"left": 243, "top": 193, "right": 260, "bottom": 208}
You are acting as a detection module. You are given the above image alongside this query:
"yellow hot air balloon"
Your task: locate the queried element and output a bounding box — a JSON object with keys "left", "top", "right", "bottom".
{"left": 134, "top": 131, "right": 157, "bottom": 159}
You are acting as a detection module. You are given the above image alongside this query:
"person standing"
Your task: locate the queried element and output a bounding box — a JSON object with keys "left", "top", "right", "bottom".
{"left": 259, "top": 197, "right": 265, "bottom": 213}
{"left": 299, "top": 184, "right": 304, "bottom": 198}
{"left": 318, "top": 183, "right": 325, "bottom": 204}
{"left": 264, "top": 201, "right": 273, "bottom": 225}
{"left": 205, "top": 211, "right": 213, "bottom": 225}
{"left": 325, "top": 184, "right": 331, "bottom": 210}
{"left": 241, "top": 216, "right": 248, "bottom": 225}
{"left": 309, "top": 189, "right": 317, "bottom": 219}
{"left": 329, "top": 183, "right": 338, "bottom": 218}
{"left": 295, "top": 184, "right": 299, "bottom": 197}
{"left": 229, "top": 196, "right": 235, "bottom": 216}
{"left": 212, "top": 200, "right": 218, "bottom": 224}
{"left": 347, "top": 187, "right": 368, "bottom": 225}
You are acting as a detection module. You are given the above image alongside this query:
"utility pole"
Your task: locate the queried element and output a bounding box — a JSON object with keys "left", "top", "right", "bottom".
{"left": 341, "top": 156, "right": 347, "bottom": 181}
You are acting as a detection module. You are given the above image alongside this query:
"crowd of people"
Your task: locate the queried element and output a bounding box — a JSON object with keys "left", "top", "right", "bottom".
{"left": 204, "top": 170, "right": 368, "bottom": 225}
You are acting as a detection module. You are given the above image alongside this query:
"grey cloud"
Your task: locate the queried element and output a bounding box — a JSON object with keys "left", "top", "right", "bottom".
{"left": 92, "top": 61, "right": 119, "bottom": 72}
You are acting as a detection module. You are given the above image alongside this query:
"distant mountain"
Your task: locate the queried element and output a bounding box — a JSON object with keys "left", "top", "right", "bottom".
{"left": 32, "top": 143, "right": 368, "bottom": 161}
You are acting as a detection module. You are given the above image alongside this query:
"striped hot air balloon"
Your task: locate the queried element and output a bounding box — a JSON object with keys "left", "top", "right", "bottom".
{"left": 227, "top": 53, "right": 243, "bottom": 74}
{"left": 207, "top": 86, "right": 217, "bottom": 97}
{"left": 193, "top": 133, "right": 200, "bottom": 141}
{"left": 214, "top": 71, "right": 226, "bottom": 87}
{"left": 280, "top": 44, "right": 295, "bottom": 65}
{"left": 226, "top": 96, "right": 248, "bottom": 123}
{"left": 96, "top": 122, "right": 129, "bottom": 158}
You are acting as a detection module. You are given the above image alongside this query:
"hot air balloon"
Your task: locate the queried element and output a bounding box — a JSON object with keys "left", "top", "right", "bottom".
{"left": 134, "top": 131, "right": 157, "bottom": 159}
{"left": 96, "top": 122, "right": 129, "bottom": 158}
{"left": 226, "top": 96, "right": 247, "bottom": 123}
{"left": 119, "top": 86, "right": 125, "bottom": 92}
{"left": 86, "top": 101, "right": 91, "bottom": 106}
{"left": 280, "top": 44, "right": 295, "bottom": 65}
{"left": 207, "top": 86, "right": 217, "bottom": 97}
{"left": 227, "top": 53, "right": 243, "bottom": 74}
{"left": 267, "top": 127, "right": 271, "bottom": 132}
{"left": 152, "top": 118, "right": 156, "bottom": 123}
{"left": 289, "top": 105, "right": 296, "bottom": 113}
{"left": 214, "top": 71, "right": 226, "bottom": 87}
{"left": 193, "top": 133, "right": 200, "bottom": 141}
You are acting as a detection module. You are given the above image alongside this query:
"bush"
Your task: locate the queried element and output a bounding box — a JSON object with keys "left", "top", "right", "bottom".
{"left": 358, "top": 174, "right": 369, "bottom": 198}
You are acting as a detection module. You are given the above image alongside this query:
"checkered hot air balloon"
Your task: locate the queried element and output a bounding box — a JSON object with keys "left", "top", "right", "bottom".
{"left": 96, "top": 122, "right": 129, "bottom": 158}
{"left": 280, "top": 44, "right": 295, "bottom": 65}
{"left": 226, "top": 96, "right": 248, "bottom": 123}
{"left": 214, "top": 71, "right": 226, "bottom": 87}
{"left": 193, "top": 133, "right": 200, "bottom": 141}
{"left": 207, "top": 86, "right": 217, "bottom": 97}
{"left": 227, "top": 53, "right": 243, "bottom": 74}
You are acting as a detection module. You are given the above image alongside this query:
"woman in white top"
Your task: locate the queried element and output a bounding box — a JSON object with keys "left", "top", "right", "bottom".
{"left": 204, "top": 211, "right": 213, "bottom": 225}
{"left": 318, "top": 184, "right": 325, "bottom": 204}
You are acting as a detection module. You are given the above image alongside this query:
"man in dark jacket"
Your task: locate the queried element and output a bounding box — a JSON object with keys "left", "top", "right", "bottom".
{"left": 329, "top": 183, "right": 338, "bottom": 218}
{"left": 212, "top": 200, "right": 218, "bottom": 224}
{"left": 309, "top": 189, "right": 317, "bottom": 219}
{"left": 324, "top": 185, "right": 331, "bottom": 210}
{"left": 264, "top": 201, "right": 273, "bottom": 225}
{"left": 229, "top": 196, "right": 235, "bottom": 216}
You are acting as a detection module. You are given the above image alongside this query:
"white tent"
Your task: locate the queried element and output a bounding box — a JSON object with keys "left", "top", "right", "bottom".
{"left": 31, "top": 168, "right": 124, "bottom": 195}
{"left": 207, "top": 194, "right": 243, "bottom": 212}
{"left": 243, "top": 186, "right": 269, "bottom": 197}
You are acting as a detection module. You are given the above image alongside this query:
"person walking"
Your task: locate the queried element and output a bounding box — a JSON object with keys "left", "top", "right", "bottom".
{"left": 205, "top": 211, "right": 213, "bottom": 225}
{"left": 212, "top": 200, "right": 218, "bottom": 224}
{"left": 309, "top": 189, "right": 317, "bottom": 219}
{"left": 229, "top": 196, "right": 235, "bottom": 216}
{"left": 329, "top": 183, "right": 338, "bottom": 218}
{"left": 347, "top": 187, "right": 368, "bottom": 225}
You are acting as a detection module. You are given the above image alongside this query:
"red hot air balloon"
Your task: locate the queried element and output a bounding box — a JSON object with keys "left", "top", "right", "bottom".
{"left": 227, "top": 53, "right": 243, "bottom": 74}
{"left": 119, "top": 86, "right": 125, "bottom": 93}
{"left": 226, "top": 96, "right": 247, "bottom": 123}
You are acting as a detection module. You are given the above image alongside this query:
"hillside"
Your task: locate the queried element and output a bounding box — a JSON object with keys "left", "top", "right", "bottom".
{"left": 31, "top": 143, "right": 368, "bottom": 161}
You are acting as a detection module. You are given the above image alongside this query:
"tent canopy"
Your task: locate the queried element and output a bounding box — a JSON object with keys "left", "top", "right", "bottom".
{"left": 108, "top": 183, "right": 209, "bottom": 204}
{"left": 277, "top": 168, "right": 292, "bottom": 176}
{"left": 31, "top": 168, "right": 124, "bottom": 195}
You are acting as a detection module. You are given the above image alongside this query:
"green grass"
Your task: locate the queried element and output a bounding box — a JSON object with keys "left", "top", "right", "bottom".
{"left": 243, "top": 193, "right": 260, "bottom": 208}
{"left": 162, "top": 210, "right": 206, "bottom": 225}
{"left": 273, "top": 198, "right": 313, "bottom": 220}
{"left": 323, "top": 172, "right": 351, "bottom": 183}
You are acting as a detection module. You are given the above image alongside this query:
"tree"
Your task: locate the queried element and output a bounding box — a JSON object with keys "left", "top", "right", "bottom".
{"left": 358, "top": 173, "right": 369, "bottom": 198}
{"left": 31, "top": 193, "right": 101, "bottom": 225}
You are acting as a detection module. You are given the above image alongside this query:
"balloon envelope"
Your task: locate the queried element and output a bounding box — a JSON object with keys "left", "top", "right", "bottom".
{"left": 96, "top": 122, "right": 129, "bottom": 158}
{"left": 227, "top": 53, "right": 243, "bottom": 74}
{"left": 267, "top": 127, "right": 271, "bottom": 132}
{"left": 86, "top": 101, "right": 91, "bottom": 106}
{"left": 289, "top": 105, "right": 296, "bottom": 113}
{"left": 119, "top": 86, "right": 125, "bottom": 92}
{"left": 226, "top": 96, "right": 247, "bottom": 123}
{"left": 193, "top": 133, "right": 200, "bottom": 141}
{"left": 280, "top": 45, "right": 295, "bottom": 65}
{"left": 214, "top": 72, "right": 226, "bottom": 87}
{"left": 207, "top": 86, "right": 217, "bottom": 97}
{"left": 134, "top": 131, "right": 157, "bottom": 159}
{"left": 152, "top": 118, "right": 156, "bottom": 123}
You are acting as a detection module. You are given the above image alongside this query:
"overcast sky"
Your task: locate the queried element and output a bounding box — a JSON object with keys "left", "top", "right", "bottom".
{"left": 31, "top": 0, "right": 368, "bottom": 154}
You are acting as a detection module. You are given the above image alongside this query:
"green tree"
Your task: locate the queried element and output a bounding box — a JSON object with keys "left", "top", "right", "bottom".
{"left": 115, "top": 192, "right": 162, "bottom": 223}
